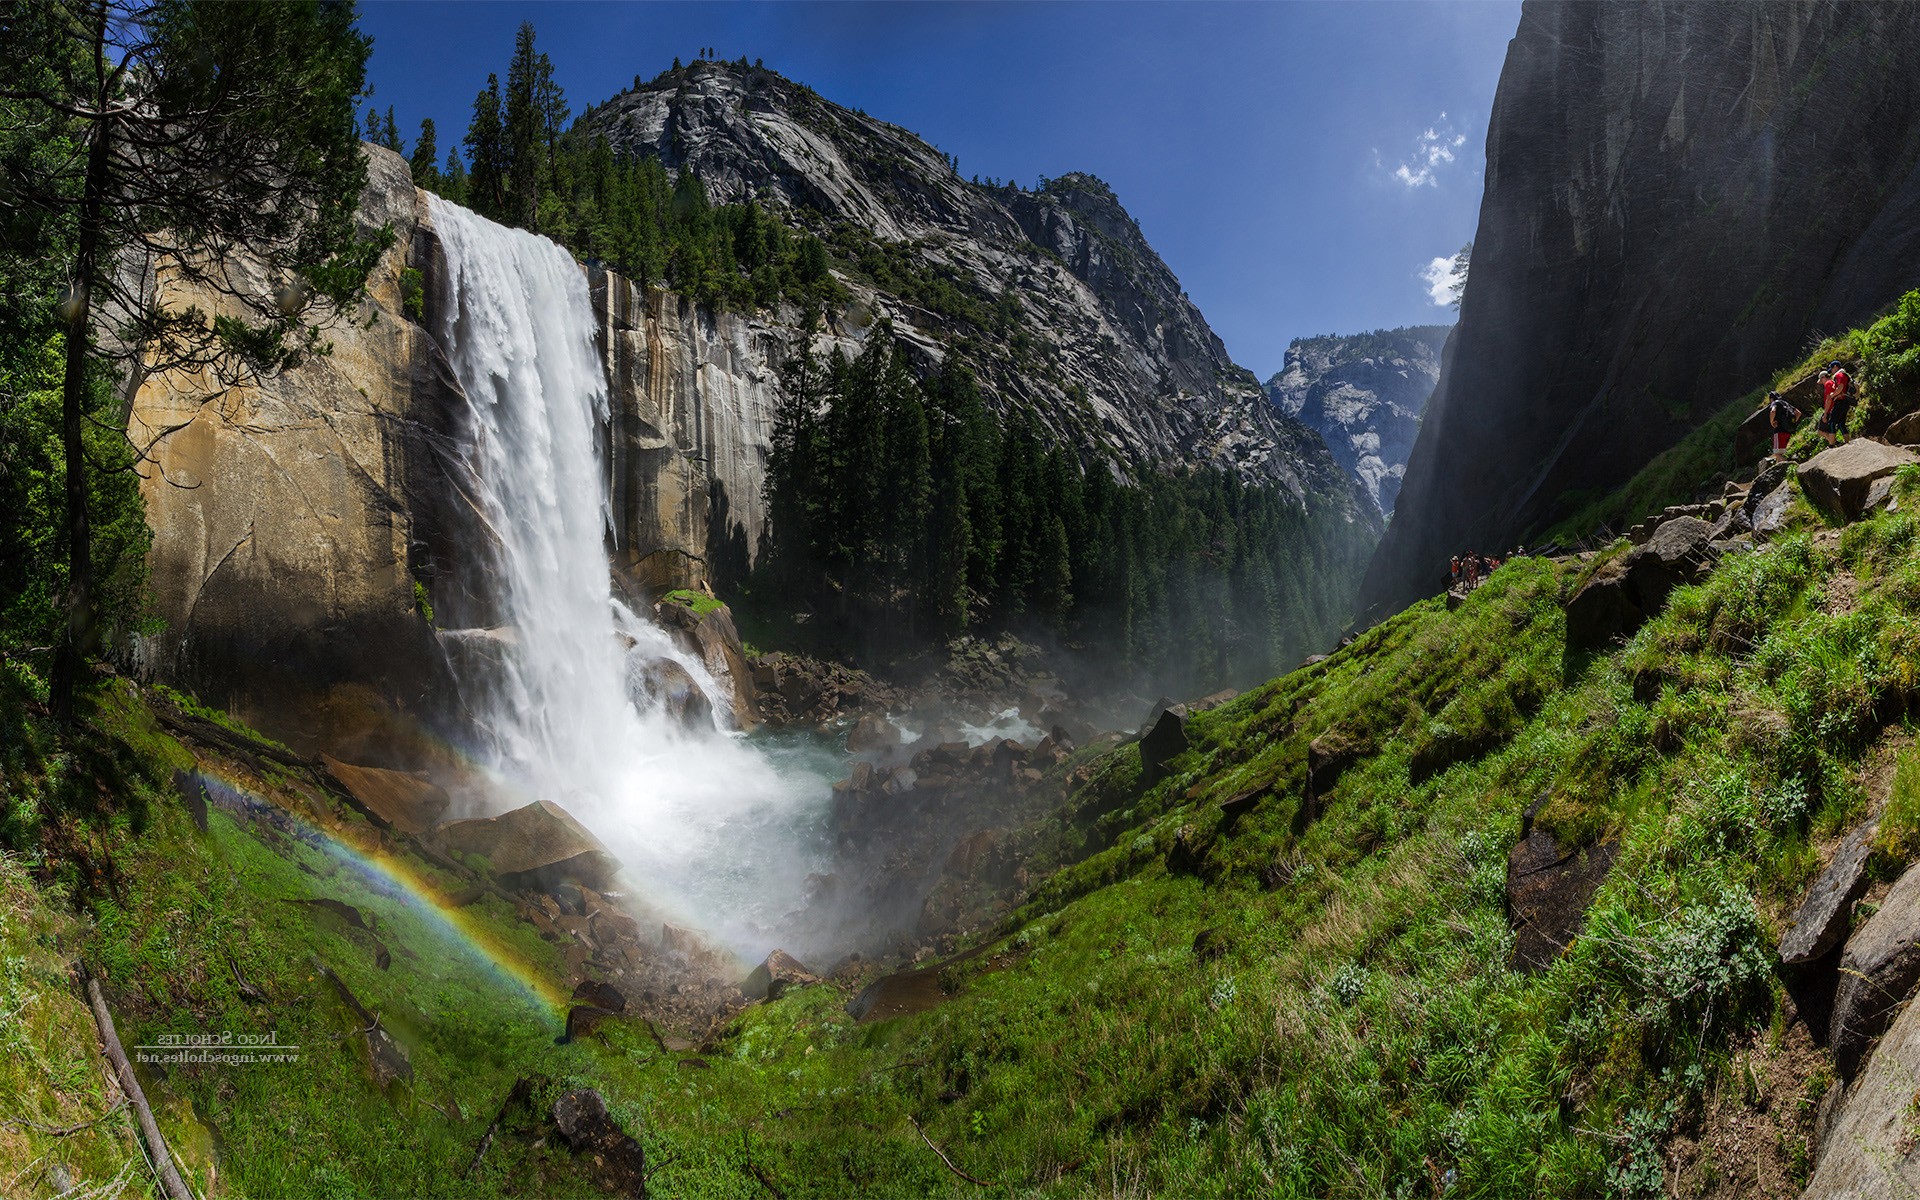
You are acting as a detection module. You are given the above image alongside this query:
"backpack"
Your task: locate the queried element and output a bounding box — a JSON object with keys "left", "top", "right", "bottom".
{"left": 1770, "top": 399, "right": 1796, "bottom": 431}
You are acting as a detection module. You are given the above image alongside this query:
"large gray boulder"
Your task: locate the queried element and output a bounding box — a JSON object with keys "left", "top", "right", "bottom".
{"left": 1564, "top": 518, "right": 1716, "bottom": 647}
{"left": 1805, "top": 989, "right": 1920, "bottom": 1196}
{"left": 1832, "top": 861, "right": 1920, "bottom": 1078}
{"left": 436, "top": 800, "right": 620, "bottom": 893}
{"left": 1798, "top": 441, "right": 1920, "bottom": 521}
{"left": 1780, "top": 815, "right": 1879, "bottom": 965}
{"left": 1887, "top": 410, "right": 1920, "bottom": 446}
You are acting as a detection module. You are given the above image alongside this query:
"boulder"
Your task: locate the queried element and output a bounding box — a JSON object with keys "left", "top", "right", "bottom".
{"left": 1832, "top": 860, "right": 1920, "bottom": 1078}
{"left": 321, "top": 755, "right": 450, "bottom": 835}
{"left": 1307, "top": 729, "right": 1366, "bottom": 800}
{"left": 1564, "top": 518, "right": 1716, "bottom": 647}
{"left": 1888, "top": 410, "right": 1920, "bottom": 446}
{"left": 942, "top": 829, "right": 1009, "bottom": 882}
{"left": 571, "top": 978, "right": 628, "bottom": 1013}
{"left": 1506, "top": 801, "right": 1618, "bottom": 972}
{"left": 741, "top": 949, "right": 818, "bottom": 1001}
{"left": 1749, "top": 483, "right": 1796, "bottom": 538}
{"left": 1138, "top": 707, "right": 1190, "bottom": 783}
{"left": 1779, "top": 815, "right": 1879, "bottom": 965}
{"left": 634, "top": 658, "right": 714, "bottom": 731}
{"left": 1797, "top": 440, "right": 1920, "bottom": 521}
{"left": 436, "top": 800, "right": 619, "bottom": 892}
{"left": 1804, "top": 990, "right": 1920, "bottom": 1196}
{"left": 551, "top": 1087, "right": 648, "bottom": 1195}
{"left": 560, "top": 1004, "right": 616, "bottom": 1043}
{"left": 845, "top": 712, "right": 900, "bottom": 753}
{"left": 655, "top": 594, "right": 761, "bottom": 730}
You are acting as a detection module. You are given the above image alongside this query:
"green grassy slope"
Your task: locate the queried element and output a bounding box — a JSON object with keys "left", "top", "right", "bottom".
{"left": 8, "top": 466, "right": 1913, "bottom": 1197}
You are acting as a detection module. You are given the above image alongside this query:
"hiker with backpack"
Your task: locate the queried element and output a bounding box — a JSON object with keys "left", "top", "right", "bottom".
{"left": 1767, "top": 390, "right": 1802, "bottom": 464}
{"left": 1824, "top": 359, "right": 1853, "bottom": 445}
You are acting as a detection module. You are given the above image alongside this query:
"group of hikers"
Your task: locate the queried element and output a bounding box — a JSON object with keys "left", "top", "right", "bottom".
{"left": 1449, "top": 550, "right": 1515, "bottom": 591}
{"left": 1767, "top": 359, "right": 1853, "bottom": 463}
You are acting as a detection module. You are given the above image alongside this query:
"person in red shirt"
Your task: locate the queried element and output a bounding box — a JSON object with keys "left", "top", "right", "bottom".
{"left": 1827, "top": 360, "right": 1853, "bottom": 444}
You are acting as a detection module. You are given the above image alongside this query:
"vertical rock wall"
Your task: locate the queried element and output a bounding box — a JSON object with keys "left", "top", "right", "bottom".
{"left": 128, "top": 147, "right": 464, "bottom": 762}
{"left": 592, "top": 269, "right": 785, "bottom": 597}
{"left": 1363, "top": 0, "right": 1920, "bottom": 617}
{"left": 130, "top": 148, "right": 789, "bottom": 755}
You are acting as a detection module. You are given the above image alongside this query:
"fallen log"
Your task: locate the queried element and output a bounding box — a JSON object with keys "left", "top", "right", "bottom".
{"left": 82, "top": 970, "right": 192, "bottom": 1200}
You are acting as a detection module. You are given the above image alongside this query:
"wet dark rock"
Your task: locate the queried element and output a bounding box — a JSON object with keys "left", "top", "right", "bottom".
{"left": 173, "top": 769, "right": 209, "bottom": 833}
{"left": 1506, "top": 802, "right": 1618, "bottom": 973}
{"left": 634, "top": 659, "right": 714, "bottom": 731}
{"left": 656, "top": 594, "right": 760, "bottom": 730}
{"left": 1780, "top": 815, "right": 1879, "bottom": 965}
{"left": 1139, "top": 708, "right": 1190, "bottom": 783}
{"left": 572, "top": 979, "right": 628, "bottom": 1013}
{"left": 741, "top": 950, "right": 818, "bottom": 1001}
{"left": 551, "top": 1087, "right": 648, "bottom": 1195}
{"left": 1832, "top": 860, "right": 1920, "bottom": 1079}
{"left": 1192, "top": 927, "right": 1227, "bottom": 962}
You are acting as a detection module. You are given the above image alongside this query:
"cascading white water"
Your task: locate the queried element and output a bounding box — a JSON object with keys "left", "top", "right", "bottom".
{"left": 428, "top": 196, "right": 836, "bottom": 957}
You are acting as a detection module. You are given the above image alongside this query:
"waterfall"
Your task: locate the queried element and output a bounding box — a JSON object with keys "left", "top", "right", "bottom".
{"left": 427, "top": 196, "right": 833, "bottom": 957}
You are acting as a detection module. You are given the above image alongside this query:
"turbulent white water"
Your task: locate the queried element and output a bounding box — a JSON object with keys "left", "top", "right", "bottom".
{"left": 427, "top": 197, "right": 835, "bottom": 958}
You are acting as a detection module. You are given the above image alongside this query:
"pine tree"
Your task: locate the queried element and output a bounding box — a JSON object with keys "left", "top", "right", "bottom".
{"left": 409, "top": 118, "right": 441, "bottom": 192}
{"left": 379, "top": 105, "right": 403, "bottom": 154}
{"left": 464, "top": 74, "right": 507, "bottom": 219}
{"left": 1, "top": 0, "right": 379, "bottom": 719}
{"left": 441, "top": 148, "right": 469, "bottom": 206}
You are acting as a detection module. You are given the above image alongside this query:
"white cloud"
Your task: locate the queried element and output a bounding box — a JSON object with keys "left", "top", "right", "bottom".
{"left": 1389, "top": 114, "right": 1470, "bottom": 189}
{"left": 1421, "top": 255, "right": 1466, "bottom": 307}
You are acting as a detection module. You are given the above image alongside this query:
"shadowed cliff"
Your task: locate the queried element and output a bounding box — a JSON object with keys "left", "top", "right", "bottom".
{"left": 1364, "top": 0, "right": 1920, "bottom": 617}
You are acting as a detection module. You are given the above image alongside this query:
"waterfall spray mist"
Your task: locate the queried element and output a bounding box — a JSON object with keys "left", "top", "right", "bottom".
{"left": 427, "top": 196, "right": 836, "bottom": 960}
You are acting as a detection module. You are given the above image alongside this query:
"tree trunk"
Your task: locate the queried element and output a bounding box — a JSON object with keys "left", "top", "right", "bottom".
{"left": 50, "top": 26, "right": 113, "bottom": 724}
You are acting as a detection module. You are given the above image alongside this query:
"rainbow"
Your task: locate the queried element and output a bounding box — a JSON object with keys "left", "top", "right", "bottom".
{"left": 196, "top": 768, "right": 573, "bottom": 1017}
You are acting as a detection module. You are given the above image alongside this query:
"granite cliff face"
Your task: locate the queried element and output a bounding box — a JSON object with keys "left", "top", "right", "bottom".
{"left": 586, "top": 62, "right": 1361, "bottom": 507}
{"left": 1364, "top": 0, "right": 1920, "bottom": 615}
{"left": 129, "top": 148, "right": 789, "bottom": 754}
{"left": 1264, "top": 326, "right": 1448, "bottom": 515}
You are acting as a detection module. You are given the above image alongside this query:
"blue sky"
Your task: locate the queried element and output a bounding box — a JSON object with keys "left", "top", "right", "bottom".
{"left": 357, "top": 1, "right": 1519, "bottom": 379}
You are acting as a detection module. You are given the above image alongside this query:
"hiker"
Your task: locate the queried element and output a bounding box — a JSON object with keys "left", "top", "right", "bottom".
{"left": 1767, "top": 390, "right": 1802, "bottom": 464}
{"left": 1818, "top": 368, "right": 1838, "bottom": 446}
{"left": 1450, "top": 556, "right": 1462, "bottom": 588}
{"left": 1828, "top": 359, "right": 1853, "bottom": 444}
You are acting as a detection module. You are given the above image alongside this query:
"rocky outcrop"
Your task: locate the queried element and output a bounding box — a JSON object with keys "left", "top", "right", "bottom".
{"left": 127, "top": 146, "right": 466, "bottom": 759}
{"left": 1264, "top": 327, "right": 1450, "bottom": 514}
{"left": 1807, "top": 989, "right": 1920, "bottom": 1196}
{"left": 436, "top": 800, "right": 621, "bottom": 893}
{"left": 584, "top": 62, "right": 1369, "bottom": 513}
{"left": 1797, "top": 440, "right": 1919, "bottom": 522}
{"left": 1365, "top": 1, "right": 1920, "bottom": 618}
{"left": 1564, "top": 517, "right": 1716, "bottom": 647}
{"left": 594, "top": 269, "right": 785, "bottom": 595}
{"left": 1779, "top": 815, "right": 1879, "bottom": 966}
{"left": 1831, "top": 860, "right": 1920, "bottom": 1079}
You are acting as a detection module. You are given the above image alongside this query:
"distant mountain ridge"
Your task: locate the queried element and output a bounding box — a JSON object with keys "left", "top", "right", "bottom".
{"left": 581, "top": 60, "right": 1372, "bottom": 521}
{"left": 1264, "top": 326, "right": 1449, "bottom": 515}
